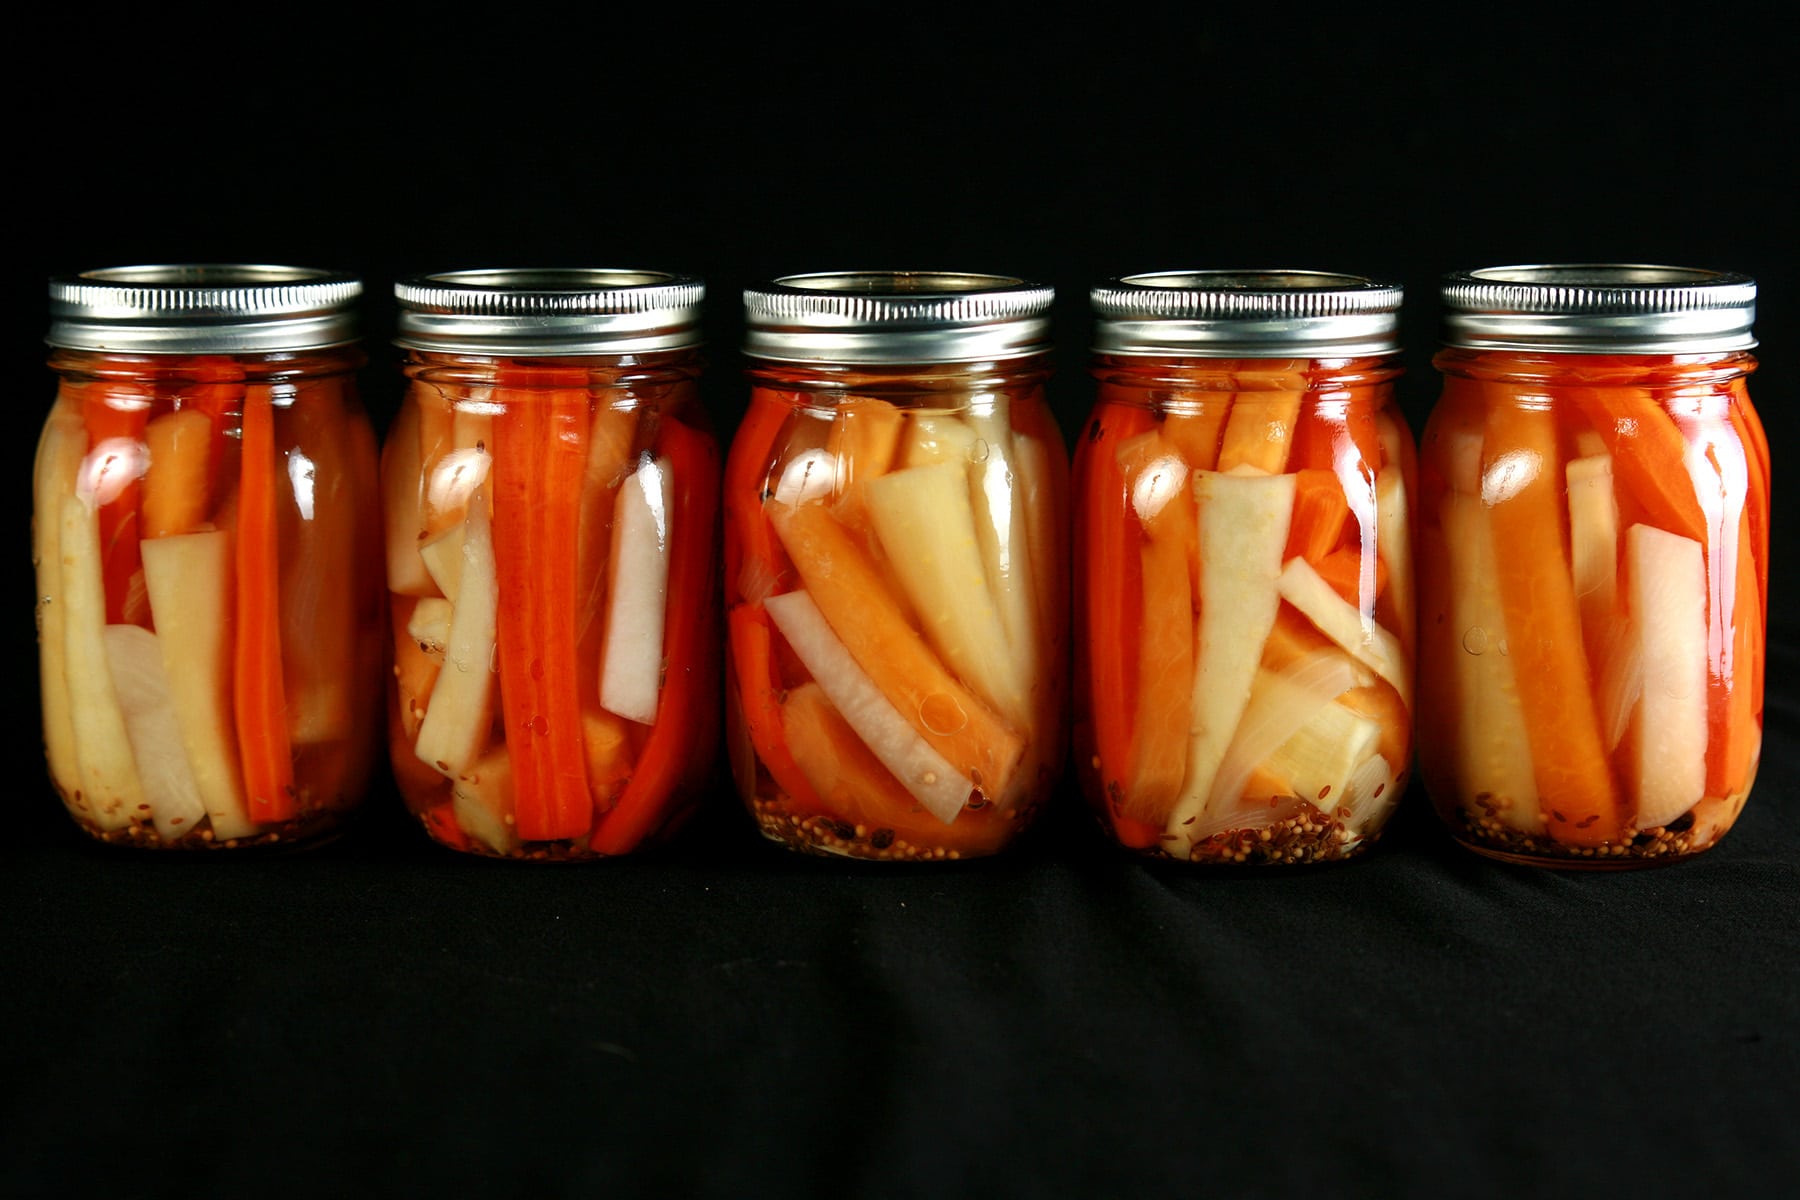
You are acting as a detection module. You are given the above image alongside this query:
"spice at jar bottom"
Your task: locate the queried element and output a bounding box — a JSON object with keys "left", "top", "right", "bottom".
{"left": 1416, "top": 264, "right": 1766, "bottom": 868}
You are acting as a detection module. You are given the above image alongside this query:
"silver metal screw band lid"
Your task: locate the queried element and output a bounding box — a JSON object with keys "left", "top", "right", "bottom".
{"left": 1439, "top": 264, "right": 1757, "bottom": 353}
{"left": 47, "top": 264, "right": 363, "bottom": 354}
{"left": 742, "top": 271, "right": 1054, "bottom": 364}
{"left": 394, "top": 269, "right": 705, "bottom": 355}
{"left": 1091, "top": 270, "right": 1403, "bottom": 357}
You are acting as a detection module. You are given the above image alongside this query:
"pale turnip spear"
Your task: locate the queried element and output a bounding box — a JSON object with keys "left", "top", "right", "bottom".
{"left": 141, "top": 530, "right": 256, "bottom": 840}
{"left": 1623, "top": 524, "right": 1709, "bottom": 828}
{"left": 1164, "top": 467, "right": 1296, "bottom": 853}
{"left": 1276, "top": 557, "right": 1411, "bottom": 708}
{"left": 1439, "top": 431, "right": 1541, "bottom": 833}
{"left": 864, "top": 460, "right": 1028, "bottom": 726}
{"left": 1200, "top": 650, "right": 1367, "bottom": 835}
{"left": 600, "top": 456, "right": 674, "bottom": 725}
{"left": 965, "top": 397, "right": 1040, "bottom": 669}
{"left": 102, "top": 624, "right": 209, "bottom": 839}
{"left": 452, "top": 747, "right": 518, "bottom": 856}
{"left": 58, "top": 494, "right": 145, "bottom": 830}
{"left": 33, "top": 404, "right": 85, "bottom": 802}
{"left": 414, "top": 484, "right": 499, "bottom": 776}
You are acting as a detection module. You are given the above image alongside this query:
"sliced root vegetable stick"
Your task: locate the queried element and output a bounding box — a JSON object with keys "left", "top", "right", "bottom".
{"left": 828, "top": 397, "right": 904, "bottom": 525}
{"left": 764, "top": 589, "right": 972, "bottom": 824}
{"left": 1566, "top": 452, "right": 1621, "bottom": 671}
{"left": 1163, "top": 467, "right": 1295, "bottom": 848}
{"left": 451, "top": 747, "right": 519, "bottom": 856}
{"left": 1374, "top": 466, "right": 1414, "bottom": 658}
{"left": 141, "top": 531, "right": 255, "bottom": 841}
{"left": 590, "top": 416, "right": 721, "bottom": 855}
{"left": 233, "top": 385, "right": 295, "bottom": 823}
{"left": 1667, "top": 406, "right": 1762, "bottom": 799}
{"left": 726, "top": 394, "right": 803, "bottom": 607}
{"left": 142, "top": 409, "right": 216, "bottom": 538}
{"left": 583, "top": 709, "right": 634, "bottom": 809}
{"left": 1205, "top": 651, "right": 1365, "bottom": 818}
{"left": 1481, "top": 393, "right": 1623, "bottom": 846}
{"left": 1277, "top": 557, "right": 1410, "bottom": 708}
{"left": 768, "top": 500, "right": 1024, "bottom": 802}
{"left": 390, "top": 596, "right": 442, "bottom": 745}
{"left": 1077, "top": 405, "right": 1154, "bottom": 808}
{"left": 1439, "top": 488, "right": 1543, "bottom": 833}
{"left": 418, "top": 524, "right": 467, "bottom": 602}
{"left": 414, "top": 486, "right": 499, "bottom": 777}
{"left": 863, "top": 460, "right": 1026, "bottom": 725}
{"left": 278, "top": 382, "right": 358, "bottom": 743}
{"left": 729, "top": 604, "right": 823, "bottom": 810}
{"left": 1261, "top": 692, "right": 1383, "bottom": 817}
{"left": 600, "top": 456, "right": 675, "bottom": 724}
{"left": 897, "top": 413, "right": 978, "bottom": 468}
{"left": 1160, "top": 397, "right": 1230, "bottom": 471}
{"left": 1011, "top": 420, "right": 1067, "bottom": 667}
{"left": 59, "top": 495, "right": 146, "bottom": 830}
{"left": 381, "top": 397, "right": 438, "bottom": 597}
{"left": 1115, "top": 431, "right": 1197, "bottom": 824}
{"left": 1567, "top": 386, "right": 1706, "bottom": 543}
{"left": 1623, "top": 524, "right": 1708, "bottom": 829}
{"left": 1712, "top": 506, "right": 1763, "bottom": 796}
{"left": 491, "top": 382, "right": 592, "bottom": 842}
{"left": 1216, "top": 392, "right": 1302, "bottom": 474}
{"left": 966, "top": 399, "right": 1039, "bottom": 661}
{"left": 34, "top": 402, "right": 86, "bottom": 801}
{"left": 1284, "top": 468, "right": 1351, "bottom": 563}
{"left": 1339, "top": 753, "right": 1398, "bottom": 835}
{"left": 102, "top": 625, "right": 208, "bottom": 839}
{"left": 575, "top": 401, "right": 637, "bottom": 649}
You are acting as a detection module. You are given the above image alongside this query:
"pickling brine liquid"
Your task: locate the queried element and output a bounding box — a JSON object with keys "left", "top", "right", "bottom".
{"left": 35, "top": 350, "right": 384, "bottom": 848}
{"left": 725, "top": 364, "right": 1069, "bottom": 860}
{"left": 384, "top": 355, "right": 720, "bottom": 860}
{"left": 1416, "top": 350, "right": 1767, "bottom": 866}
{"left": 1074, "top": 355, "right": 1416, "bottom": 864}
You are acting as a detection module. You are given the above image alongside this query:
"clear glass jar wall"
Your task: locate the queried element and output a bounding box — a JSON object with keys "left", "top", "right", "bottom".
{"left": 1075, "top": 271, "right": 1415, "bottom": 864}
{"left": 1417, "top": 265, "right": 1766, "bottom": 867}
{"left": 726, "top": 272, "right": 1069, "bottom": 860}
{"left": 385, "top": 270, "right": 719, "bottom": 859}
{"left": 35, "top": 265, "right": 383, "bottom": 848}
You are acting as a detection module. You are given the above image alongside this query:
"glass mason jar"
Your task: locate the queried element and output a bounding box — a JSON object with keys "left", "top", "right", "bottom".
{"left": 727, "top": 271, "right": 1069, "bottom": 860}
{"left": 387, "top": 269, "right": 719, "bottom": 860}
{"left": 1075, "top": 271, "right": 1415, "bottom": 865}
{"left": 34, "top": 264, "right": 383, "bottom": 849}
{"left": 1418, "top": 265, "right": 1766, "bottom": 867}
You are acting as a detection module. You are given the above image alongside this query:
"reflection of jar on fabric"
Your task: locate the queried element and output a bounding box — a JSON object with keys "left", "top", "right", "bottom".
{"left": 387, "top": 270, "right": 719, "bottom": 860}
{"left": 1075, "top": 271, "right": 1415, "bottom": 865}
{"left": 726, "top": 272, "right": 1069, "bottom": 861}
{"left": 1418, "top": 265, "right": 1766, "bottom": 867}
{"left": 35, "top": 265, "right": 383, "bottom": 849}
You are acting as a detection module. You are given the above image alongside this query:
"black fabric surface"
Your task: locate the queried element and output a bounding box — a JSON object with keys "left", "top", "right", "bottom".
{"left": 8, "top": 12, "right": 1797, "bottom": 1198}
{"left": 3, "top": 662, "right": 1796, "bottom": 1198}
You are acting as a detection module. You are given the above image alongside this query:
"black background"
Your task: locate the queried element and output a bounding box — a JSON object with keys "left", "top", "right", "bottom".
{"left": 6, "top": 12, "right": 1797, "bottom": 1199}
